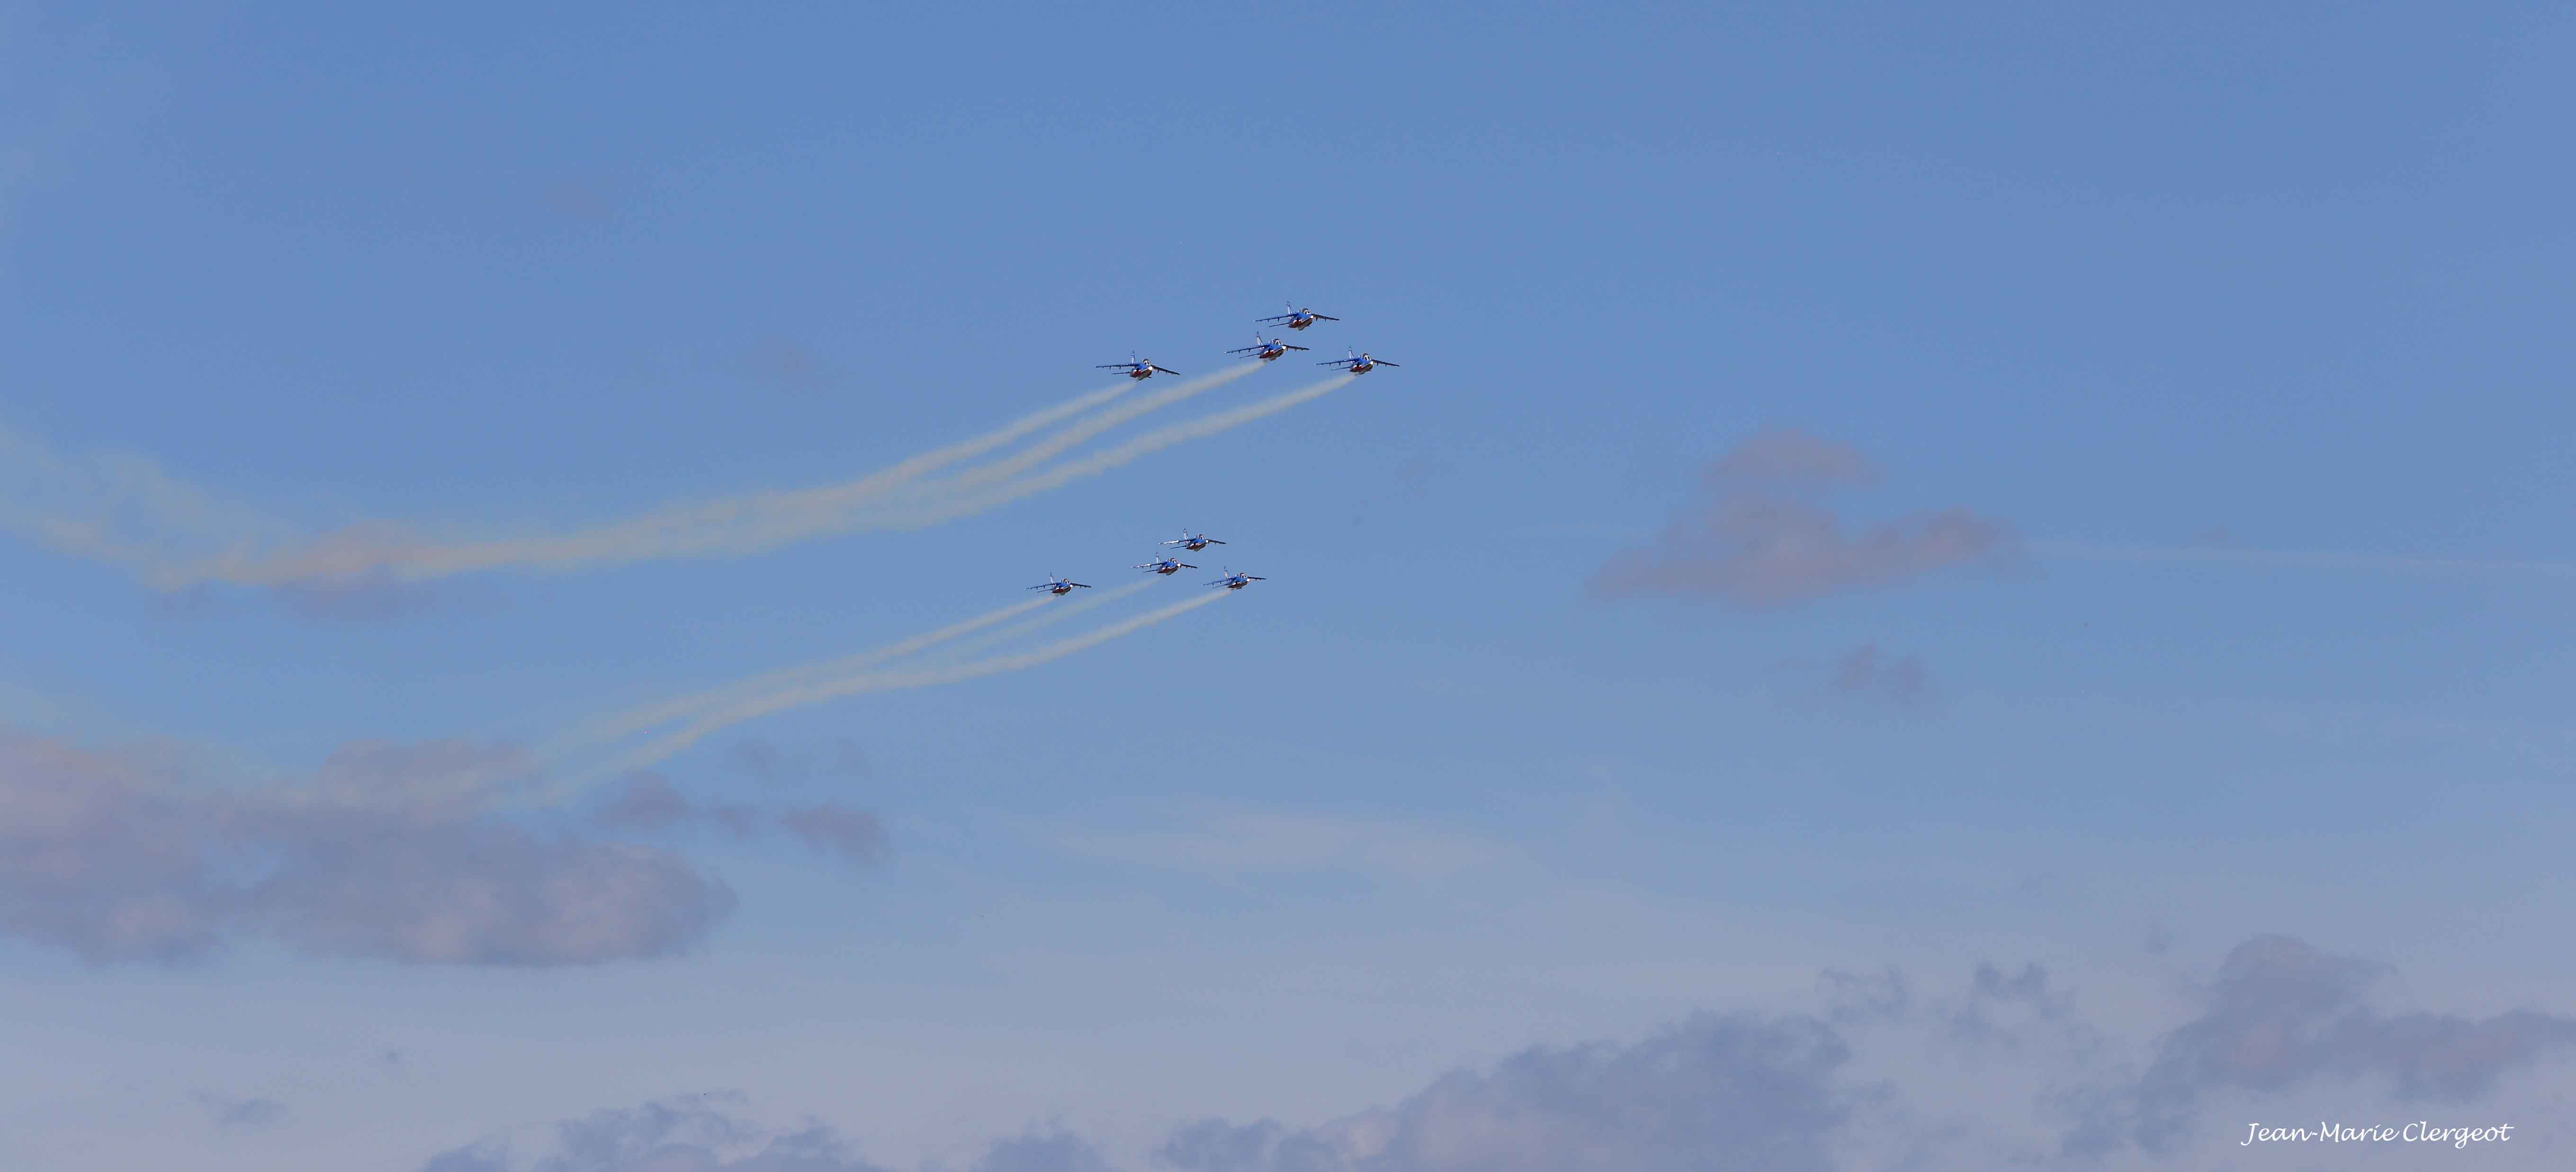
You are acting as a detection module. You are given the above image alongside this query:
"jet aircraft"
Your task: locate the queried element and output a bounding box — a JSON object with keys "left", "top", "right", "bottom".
{"left": 1134, "top": 555, "right": 1198, "bottom": 576}
{"left": 1257, "top": 304, "right": 1339, "bottom": 331}
{"left": 1027, "top": 575, "right": 1091, "bottom": 597}
{"left": 1319, "top": 348, "right": 1400, "bottom": 375}
{"left": 1207, "top": 570, "right": 1267, "bottom": 591}
{"left": 1097, "top": 354, "right": 1183, "bottom": 380}
{"left": 1163, "top": 530, "right": 1227, "bottom": 551}
{"left": 1227, "top": 334, "right": 1311, "bottom": 362}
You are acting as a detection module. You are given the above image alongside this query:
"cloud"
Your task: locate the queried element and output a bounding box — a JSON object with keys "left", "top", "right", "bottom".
{"left": 595, "top": 774, "right": 696, "bottom": 832}
{"left": 736, "top": 336, "right": 840, "bottom": 389}
{"left": 419, "top": 935, "right": 2576, "bottom": 1172}
{"left": 726, "top": 739, "right": 805, "bottom": 784}
{"left": 1708, "top": 428, "right": 1879, "bottom": 487}
{"left": 973, "top": 1132, "right": 1116, "bottom": 1172}
{"left": 2073, "top": 933, "right": 2576, "bottom": 1155}
{"left": 778, "top": 804, "right": 888, "bottom": 870}
{"left": 272, "top": 572, "right": 448, "bottom": 622}
{"left": 249, "top": 812, "right": 733, "bottom": 966}
{"left": 1591, "top": 429, "right": 2017, "bottom": 608}
{"left": 421, "top": 1094, "right": 892, "bottom": 1172}
{"left": 1817, "top": 965, "right": 1911, "bottom": 1025}
{"left": 195, "top": 1091, "right": 288, "bottom": 1130}
{"left": 1305, "top": 1014, "right": 1855, "bottom": 1172}
{"left": 1828, "top": 645, "right": 1932, "bottom": 706}
{"left": 594, "top": 774, "right": 757, "bottom": 839}
{"left": 0, "top": 734, "right": 734, "bottom": 966}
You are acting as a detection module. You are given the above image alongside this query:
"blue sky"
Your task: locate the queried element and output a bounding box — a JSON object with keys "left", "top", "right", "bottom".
{"left": 5, "top": 3, "right": 2575, "bottom": 1170}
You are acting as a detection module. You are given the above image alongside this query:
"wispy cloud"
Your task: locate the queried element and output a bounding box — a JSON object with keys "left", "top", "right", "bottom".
{"left": 1591, "top": 428, "right": 2019, "bottom": 608}
{"left": 1828, "top": 644, "right": 1934, "bottom": 707}
{"left": 779, "top": 804, "right": 889, "bottom": 870}
{"left": 415, "top": 933, "right": 2576, "bottom": 1171}
{"left": 1054, "top": 805, "right": 1513, "bottom": 885}
{"left": 2068, "top": 934, "right": 2576, "bottom": 1157}
{"left": 2037, "top": 539, "right": 2576, "bottom": 581}
{"left": 193, "top": 1090, "right": 288, "bottom": 1130}
{"left": 0, "top": 733, "right": 734, "bottom": 966}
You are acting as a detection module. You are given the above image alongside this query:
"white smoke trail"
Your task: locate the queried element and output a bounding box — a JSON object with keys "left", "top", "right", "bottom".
{"left": 541, "top": 578, "right": 1160, "bottom": 763}
{"left": 0, "top": 420, "right": 303, "bottom": 581}
{"left": 182, "top": 378, "right": 1165, "bottom": 587}
{"left": 575, "top": 589, "right": 1230, "bottom": 788}
{"left": 893, "top": 577, "right": 1161, "bottom": 670}
{"left": 868, "top": 362, "right": 1264, "bottom": 508}
{"left": 538, "top": 594, "right": 1059, "bottom": 761}
{"left": 881, "top": 373, "right": 1357, "bottom": 528}
{"left": 12, "top": 363, "right": 1289, "bottom": 589}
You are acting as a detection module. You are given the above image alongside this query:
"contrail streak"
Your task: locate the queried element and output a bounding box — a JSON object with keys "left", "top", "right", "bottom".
{"left": 575, "top": 589, "right": 1229, "bottom": 789}
{"left": 541, "top": 579, "right": 1159, "bottom": 762}
{"left": 896, "top": 578, "right": 1161, "bottom": 669}
{"left": 537, "top": 594, "right": 1059, "bottom": 761}
{"left": 871, "top": 362, "right": 1264, "bottom": 507}
{"left": 880, "top": 373, "right": 1358, "bottom": 528}
{"left": 0, "top": 420, "right": 301, "bottom": 581}
{"left": 12, "top": 363, "right": 1284, "bottom": 590}
{"left": 183, "top": 378, "right": 1170, "bottom": 586}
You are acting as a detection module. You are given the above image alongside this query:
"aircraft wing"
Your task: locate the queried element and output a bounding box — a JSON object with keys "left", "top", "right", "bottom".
{"left": 1151, "top": 365, "right": 1184, "bottom": 375}
{"left": 1373, "top": 360, "right": 1400, "bottom": 367}
{"left": 1255, "top": 313, "right": 1294, "bottom": 324}
{"left": 1311, "top": 314, "right": 1339, "bottom": 321}
{"left": 1282, "top": 344, "right": 1309, "bottom": 351}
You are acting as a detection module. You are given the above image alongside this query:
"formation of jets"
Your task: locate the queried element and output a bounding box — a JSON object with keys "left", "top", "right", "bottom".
{"left": 1044, "top": 301, "right": 1400, "bottom": 604}
{"left": 1029, "top": 529, "right": 1266, "bottom": 597}
{"left": 1096, "top": 300, "right": 1400, "bottom": 377}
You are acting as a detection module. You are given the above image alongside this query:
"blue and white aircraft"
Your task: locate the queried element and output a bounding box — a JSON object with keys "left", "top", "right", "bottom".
{"left": 1227, "top": 334, "right": 1311, "bottom": 362}
{"left": 1133, "top": 555, "right": 1199, "bottom": 576}
{"left": 1163, "top": 530, "right": 1227, "bottom": 551}
{"left": 1319, "top": 349, "right": 1400, "bottom": 375}
{"left": 1207, "top": 570, "right": 1266, "bottom": 591}
{"left": 1097, "top": 354, "right": 1183, "bottom": 380}
{"left": 1027, "top": 575, "right": 1091, "bottom": 597}
{"left": 1257, "top": 304, "right": 1339, "bottom": 331}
